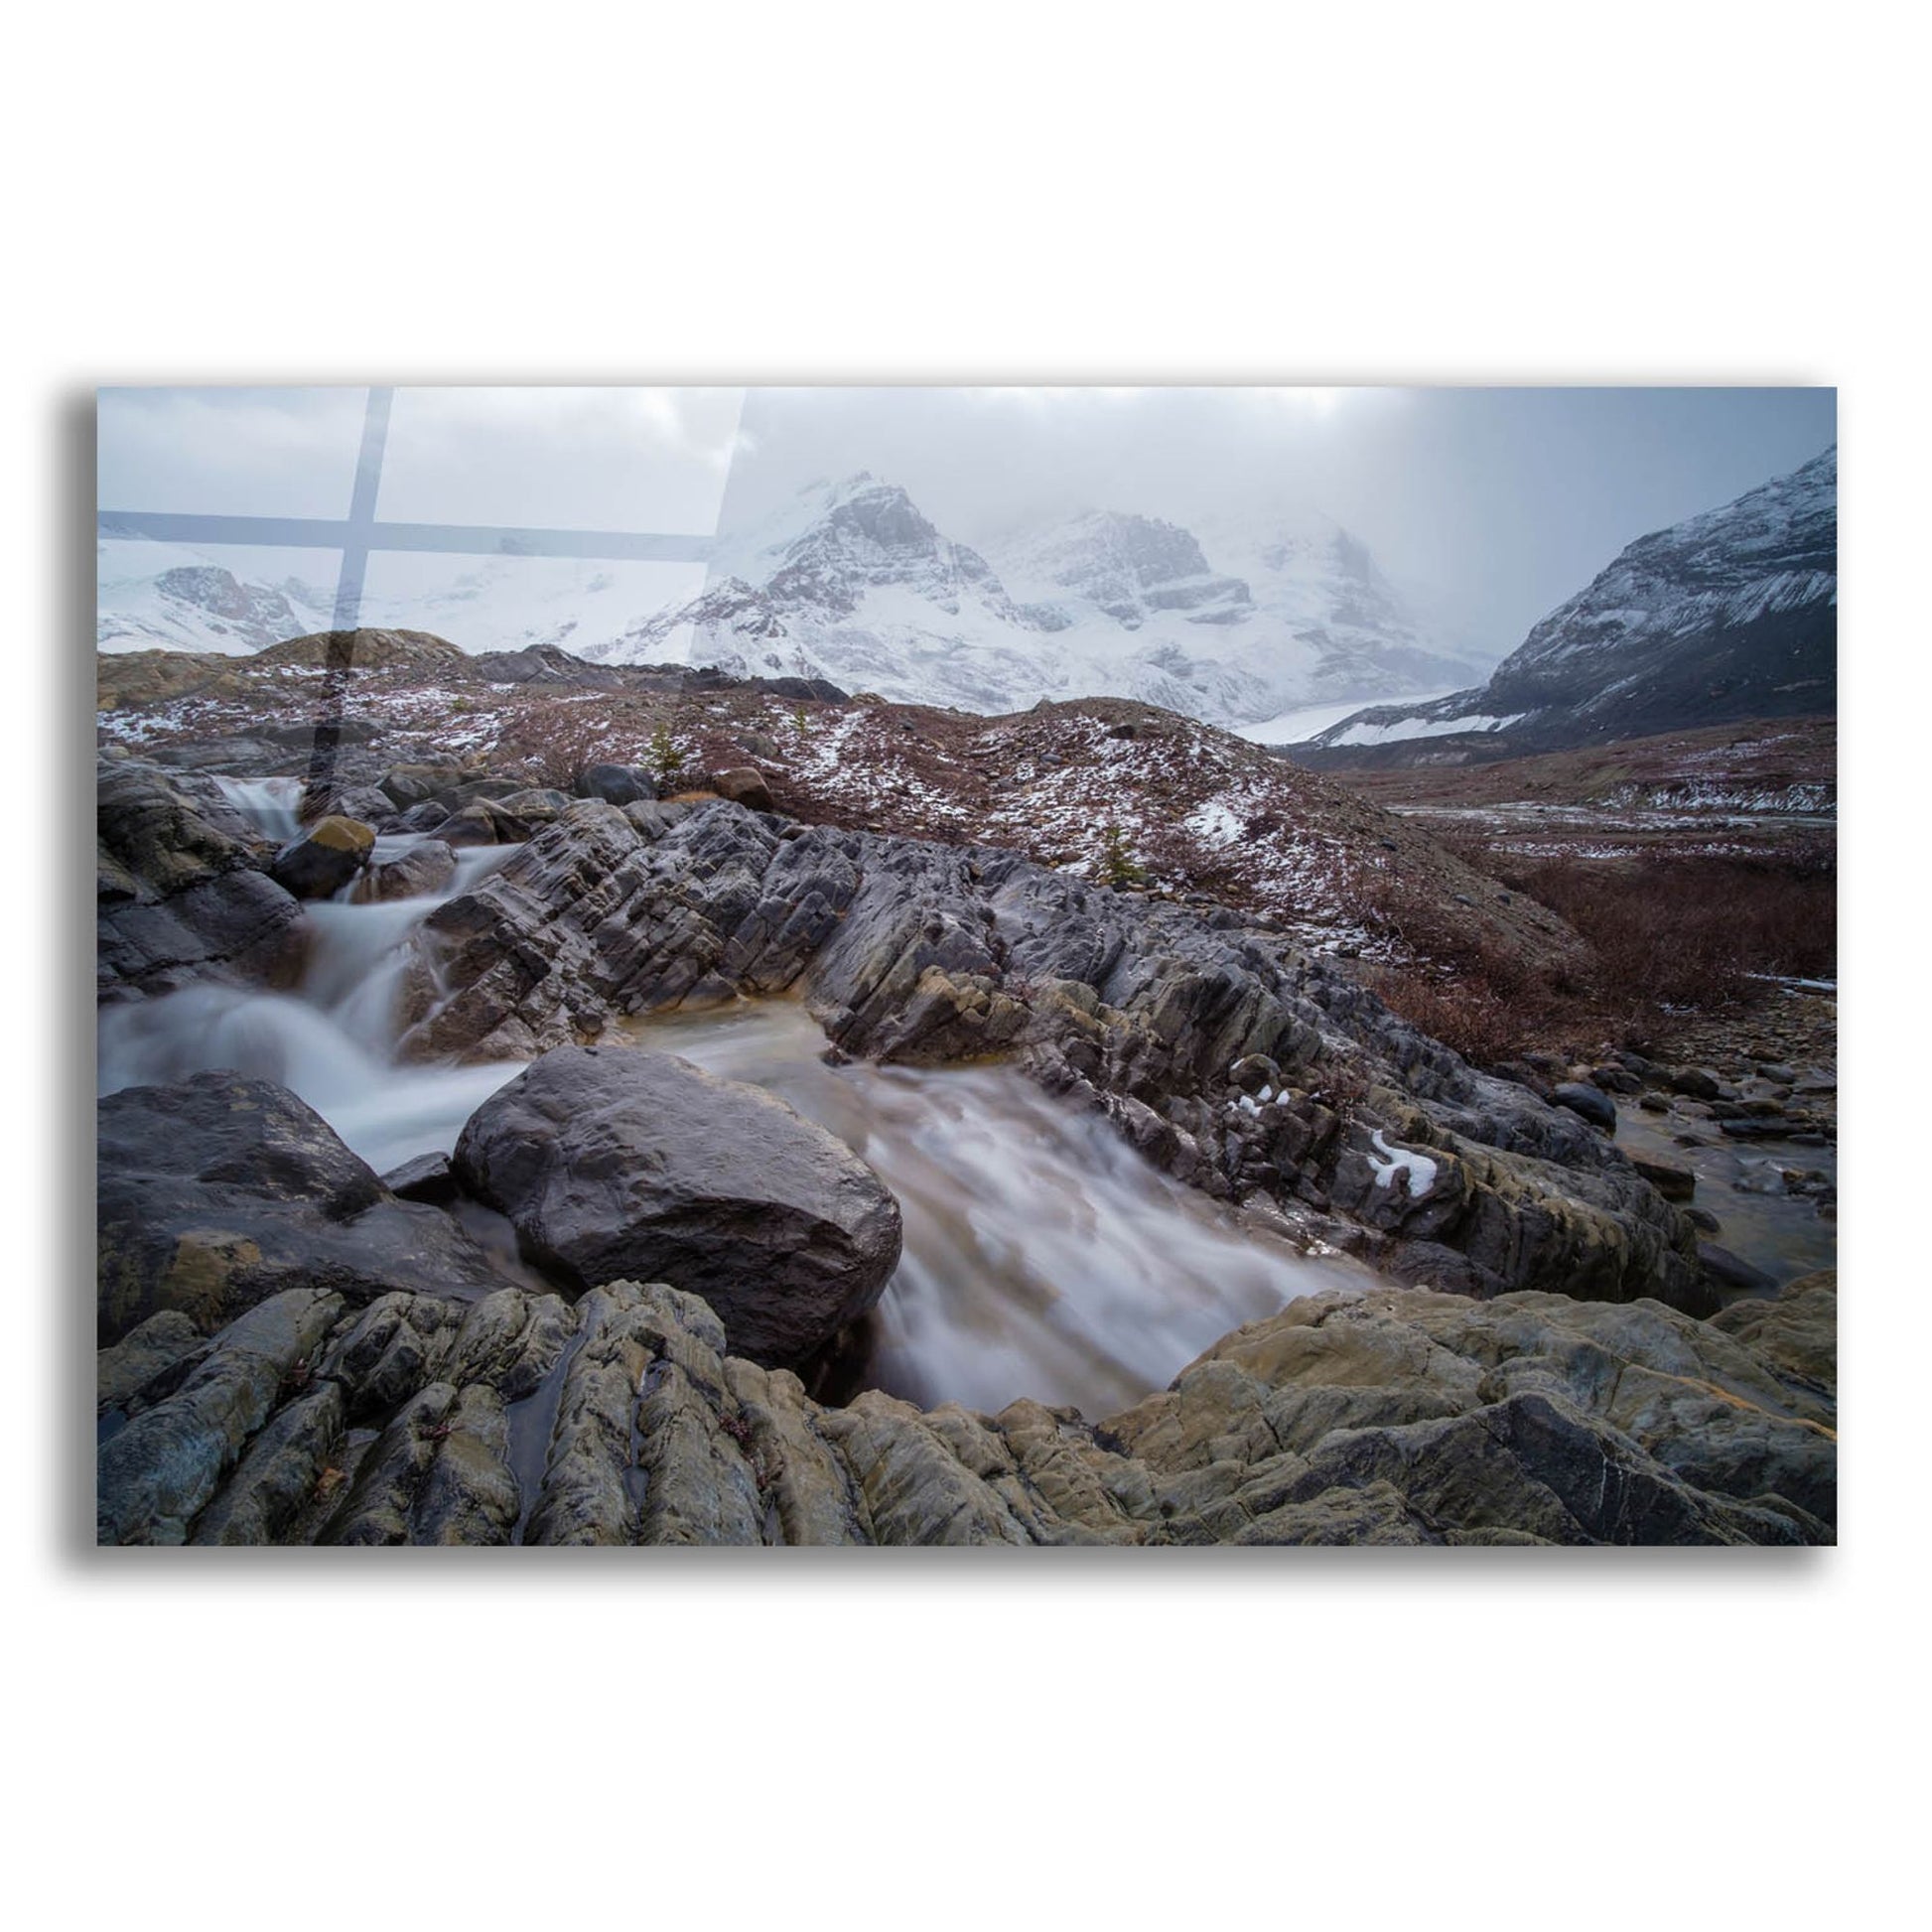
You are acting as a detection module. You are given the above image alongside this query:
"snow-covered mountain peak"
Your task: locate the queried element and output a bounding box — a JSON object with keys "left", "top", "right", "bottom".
{"left": 993, "top": 508, "right": 1252, "bottom": 632}
{"left": 97, "top": 465, "right": 1485, "bottom": 726}
{"left": 1304, "top": 445, "right": 1839, "bottom": 755}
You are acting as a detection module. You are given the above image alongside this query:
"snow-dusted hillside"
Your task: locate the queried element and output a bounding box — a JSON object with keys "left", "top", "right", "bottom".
{"left": 96, "top": 539, "right": 707, "bottom": 662}
{"left": 96, "top": 543, "right": 338, "bottom": 654}
{"left": 1305, "top": 447, "right": 1838, "bottom": 756}
{"left": 96, "top": 473, "right": 1480, "bottom": 727}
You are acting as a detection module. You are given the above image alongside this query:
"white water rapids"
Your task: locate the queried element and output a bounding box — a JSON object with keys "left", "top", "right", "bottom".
{"left": 99, "top": 789, "right": 1375, "bottom": 1416}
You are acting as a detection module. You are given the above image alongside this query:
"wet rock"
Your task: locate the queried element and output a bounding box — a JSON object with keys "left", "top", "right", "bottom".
{"left": 1670, "top": 1067, "right": 1724, "bottom": 1100}
{"left": 1710, "top": 1272, "right": 1836, "bottom": 1399}
{"left": 313, "top": 784, "right": 396, "bottom": 826}
{"left": 319, "top": 1292, "right": 467, "bottom": 1422}
{"left": 97, "top": 1072, "right": 501, "bottom": 1344}
{"left": 351, "top": 839, "right": 455, "bottom": 904}
{"left": 408, "top": 1385, "right": 520, "bottom": 1545}
{"left": 270, "top": 815, "right": 375, "bottom": 899}
{"left": 380, "top": 1151, "right": 460, "bottom": 1204}
{"left": 1631, "top": 1155, "right": 1697, "bottom": 1202}
{"left": 190, "top": 1383, "right": 346, "bottom": 1545}
{"left": 522, "top": 1285, "right": 654, "bottom": 1547}
{"left": 318, "top": 1383, "right": 460, "bottom": 1545}
{"left": 495, "top": 788, "right": 575, "bottom": 832}
{"left": 819, "top": 1392, "right": 1035, "bottom": 1546}
{"left": 97, "top": 1310, "right": 207, "bottom": 1415}
{"left": 453, "top": 1045, "right": 903, "bottom": 1368}
{"left": 1550, "top": 1081, "right": 1617, "bottom": 1131}
{"left": 1699, "top": 1243, "right": 1778, "bottom": 1295}
{"left": 722, "top": 1355, "right": 873, "bottom": 1545}
{"left": 379, "top": 762, "right": 465, "bottom": 807}
{"left": 438, "top": 802, "right": 503, "bottom": 848}
{"left": 97, "top": 760, "right": 305, "bottom": 997}
{"left": 97, "top": 1287, "right": 345, "bottom": 1544}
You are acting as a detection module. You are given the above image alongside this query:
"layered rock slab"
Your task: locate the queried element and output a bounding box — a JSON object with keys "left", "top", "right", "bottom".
{"left": 97, "top": 1274, "right": 1836, "bottom": 1547}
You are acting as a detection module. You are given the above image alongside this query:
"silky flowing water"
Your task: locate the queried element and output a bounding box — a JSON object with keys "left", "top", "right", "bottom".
{"left": 96, "top": 817, "right": 1379, "bottom": 1416}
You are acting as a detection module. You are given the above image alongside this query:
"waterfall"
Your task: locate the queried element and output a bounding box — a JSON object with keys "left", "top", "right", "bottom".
{"left": 210, "top": 774, "right": 304, "bottom": 846}
{"left": 97, "top": 841, "right": 526, "bottom": 1176}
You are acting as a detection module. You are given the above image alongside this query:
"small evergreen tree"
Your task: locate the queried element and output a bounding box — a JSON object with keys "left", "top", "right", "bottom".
{"left": 646, "top": 720, "right": 687, "bottom": 785}
{"left": 1095, "top": 822, "right": 1149, "bottom": 890}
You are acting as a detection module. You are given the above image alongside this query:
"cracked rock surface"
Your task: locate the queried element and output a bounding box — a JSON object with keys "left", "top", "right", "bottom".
{"left": 97, "top": 1272, "right": 1835, "bottom": 1547}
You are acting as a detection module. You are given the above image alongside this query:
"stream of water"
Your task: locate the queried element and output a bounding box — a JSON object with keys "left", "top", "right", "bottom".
{"left": 1612, "top": 1100, "right": 1837, "bottom": 1291}
{"left": 98, "top": 801, "right": 1376, "bottom": 1416}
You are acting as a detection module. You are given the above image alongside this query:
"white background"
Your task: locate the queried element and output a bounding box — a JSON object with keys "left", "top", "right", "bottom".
{"left": 9, "top": 4, "right": 1919, "bottom": 1927}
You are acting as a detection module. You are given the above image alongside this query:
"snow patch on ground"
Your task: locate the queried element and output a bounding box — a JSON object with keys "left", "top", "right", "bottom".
{"left": 1328, "top": 711, "right": 1526, "bottom": 748}
{"left": 1234, "top": 691, "right": 1459, "bottom": 745}
{"left": 1183, "top": 800, "right": 1246, "bottom": 848}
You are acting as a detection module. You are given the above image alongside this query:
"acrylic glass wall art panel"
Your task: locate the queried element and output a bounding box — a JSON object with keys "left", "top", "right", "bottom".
{"left": 94, "top": 386, "right": 1838, "bottom": 1547}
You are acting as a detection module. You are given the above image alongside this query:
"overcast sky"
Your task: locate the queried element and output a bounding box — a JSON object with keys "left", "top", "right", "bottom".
{"left": 99, "top": 384, "right": 1835, "bottom": 658}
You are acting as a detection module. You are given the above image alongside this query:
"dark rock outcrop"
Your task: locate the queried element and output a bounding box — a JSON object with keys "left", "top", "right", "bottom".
{"left": 452, "top": 1045, "right": 902, "bottom": 1367}
{"left": 96, "top": 1072, "right": 504, "bottom": 1345}
{"left": 97, "top": 759, "right": 305, "bottom": 997}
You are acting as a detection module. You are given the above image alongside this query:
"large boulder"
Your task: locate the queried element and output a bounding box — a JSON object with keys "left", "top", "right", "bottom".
{"left": 96, "top": 1072, "right": 502, "bottom": 1344}
{"left": 578, "top": 762, "right": 657, "bottom": 807}
{"left": 452, "top": 1045, "right": 902, "bottom": 1367}
{"left": 711, "top": 766, "right": 775, "bottom": 813}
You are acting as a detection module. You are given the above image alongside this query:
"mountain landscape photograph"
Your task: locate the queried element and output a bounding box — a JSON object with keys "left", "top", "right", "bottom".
{"left": 92, "top": 383, "right": 1838, "bottom": 1548}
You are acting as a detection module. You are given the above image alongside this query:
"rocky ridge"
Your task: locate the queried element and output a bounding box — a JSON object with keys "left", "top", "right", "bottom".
{"left": 99, "top": 647, "right": 1579, "bottom": 976}
{"left": 1303, "top": 447, "right": 1837, "bottom": 760}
